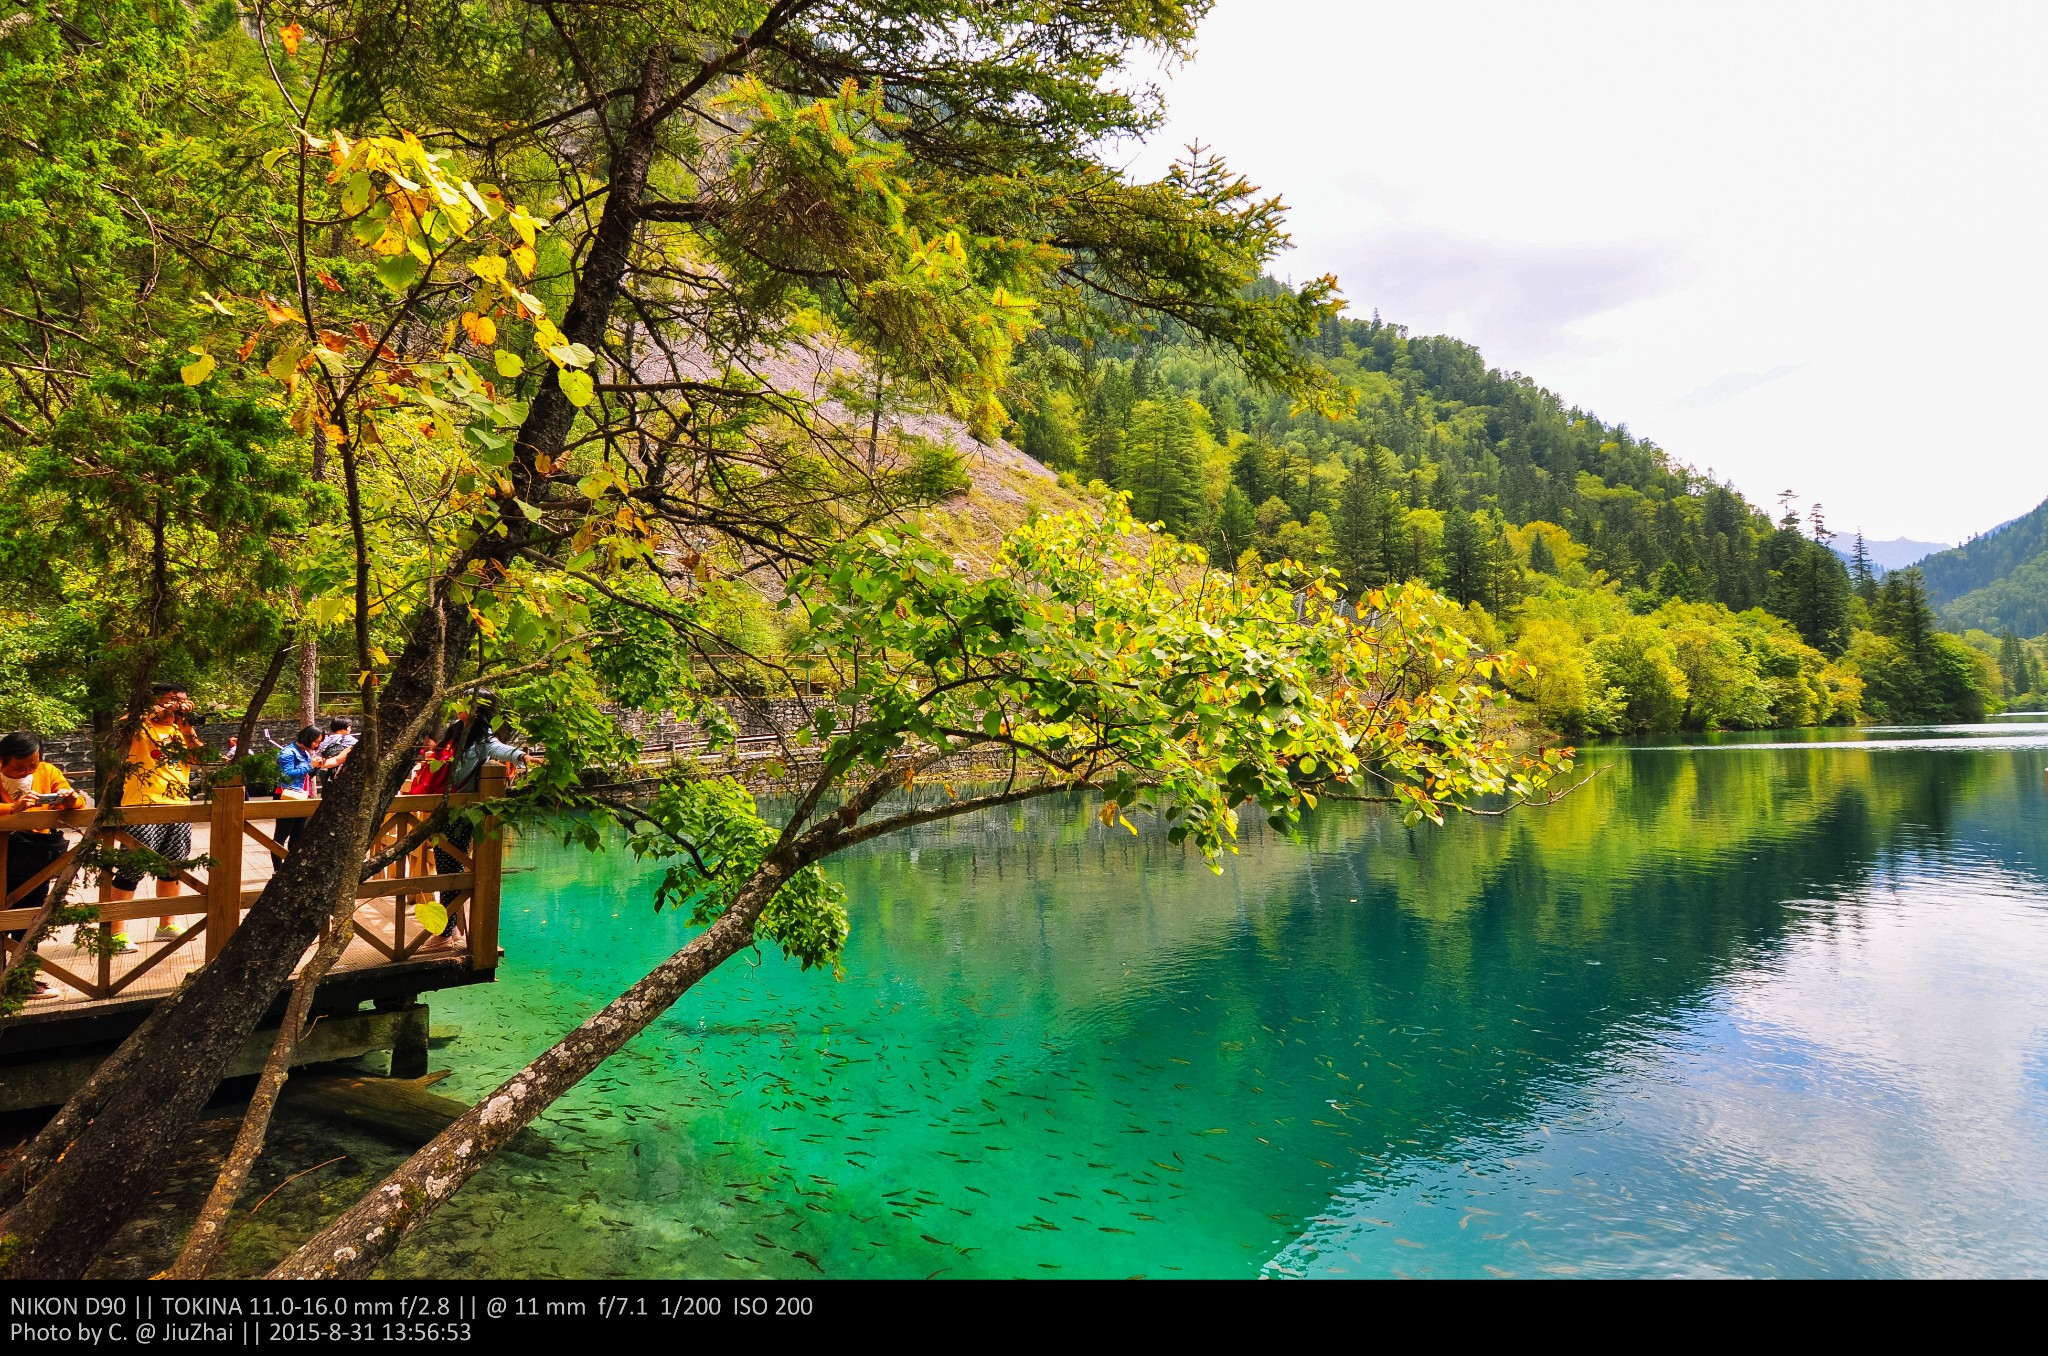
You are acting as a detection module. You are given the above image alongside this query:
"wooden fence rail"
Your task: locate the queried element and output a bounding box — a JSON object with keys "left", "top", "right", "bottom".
{"left": 0, "top": 765, "right": 506, "bottom": 1003}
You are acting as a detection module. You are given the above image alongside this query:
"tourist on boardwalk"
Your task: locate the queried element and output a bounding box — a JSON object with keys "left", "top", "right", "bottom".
{"left": 314, "top": 716, "right": 357, "bottom": 794}
{"left": 106, "top": 682, "right": 203, "bottom": 947}
{"left": 427, "top": 697, "right": 526, "bottom": 947}
{"left": 268, "top": 724, "right": 323, "bottom": 867}
{"left": 1, "top": 730, "right": 89, "bottom": 998}
{"left": 404, "top": 722, "right": 462, "bottom": 796}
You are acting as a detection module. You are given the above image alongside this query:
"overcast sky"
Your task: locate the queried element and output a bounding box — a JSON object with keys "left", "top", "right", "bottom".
{"left": 1131, "top": 1, "right": 2048, "bottom": 544}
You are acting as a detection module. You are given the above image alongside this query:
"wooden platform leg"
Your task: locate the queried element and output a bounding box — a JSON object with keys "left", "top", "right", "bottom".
{"left": 387, "top": 1001, "right": 429, "bottom": 1078}
{"left": 207, "top": 776, "right": 244, "bottom": 962}
{"left": 469, "top": 764, "right": 505, "bottom": 973}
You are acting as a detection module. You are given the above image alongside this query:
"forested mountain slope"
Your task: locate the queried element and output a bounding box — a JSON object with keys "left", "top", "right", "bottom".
{"left": 1015, "top": 311, "right": 1835, "bottom": 611}
{"left": 1915, "top": 497, "right": 2048, "bottom": 636}
{"left": 1001, "top": 310, "right": 2005, "bottom": 729}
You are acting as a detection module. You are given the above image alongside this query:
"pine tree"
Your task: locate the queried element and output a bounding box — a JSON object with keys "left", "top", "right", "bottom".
{"left": 1334, "top": 454, "right": 1387, "bottom": 594}
{"left": 1120, "top": 396, "right": 1207, "bottom": 541}
{"left": 1231, "top": 440, "right": 1276, "bottom": 507}
{"left": 1481, "top": 516, "right": 1524, "bottom": 613}
{"left": 1849, "top": 530, "right": 1878, "bottom": 604}
{"left": 1654, "top": 560, "right": 1688, "bottom": 601}
{"left": 1873, "top": 567, "right": 1937, "bottom": 661}
{"left": 1998, "top": 629, "right": 2026, "bottom": 694}
{"left": 1215, "top": 485, "right": 1256, "bottom": 562}
{"left": 1441, "top": 508, "right": 1482, "bottom": 605}
{"left": 1526, "top": 529, "right": 1557, "bottom": 576}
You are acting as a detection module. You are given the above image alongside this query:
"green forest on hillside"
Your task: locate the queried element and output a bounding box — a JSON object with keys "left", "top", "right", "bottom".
{"left": 1007, "top": 312, "right": 2018, "bottom": 731}
{"left": 1913, "top": 497, "right": 2048, "bottom": 673}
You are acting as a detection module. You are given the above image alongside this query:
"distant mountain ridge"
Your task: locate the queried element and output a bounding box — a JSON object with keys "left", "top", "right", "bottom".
{"left": 1827, "top": 534, "right": 1950, "bottom": 573}
{"left": 1915, "top": 497, "right": 2048, "bottom": 636}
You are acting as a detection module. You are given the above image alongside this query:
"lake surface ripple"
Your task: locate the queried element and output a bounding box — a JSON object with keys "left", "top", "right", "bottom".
{"left": 409, "top": 722, "right": 2048, "bottom": 1278}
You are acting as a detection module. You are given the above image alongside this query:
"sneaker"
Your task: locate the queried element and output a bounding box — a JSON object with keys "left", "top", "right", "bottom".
{"left": 110, "top": 933, "right": 135, "bottom": 952}
{"left": 153, "top": 923, "right": 184, "bottom": 941}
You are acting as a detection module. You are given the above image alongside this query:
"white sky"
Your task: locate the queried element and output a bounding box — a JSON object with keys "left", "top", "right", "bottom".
{"left": 1131, "top": 1, "right": 2048, "bottom": 543}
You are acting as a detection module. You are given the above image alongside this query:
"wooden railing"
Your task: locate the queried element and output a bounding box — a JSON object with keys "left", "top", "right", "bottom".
{"left": 0, "top": 764, "right": 506, "bottom": 1002}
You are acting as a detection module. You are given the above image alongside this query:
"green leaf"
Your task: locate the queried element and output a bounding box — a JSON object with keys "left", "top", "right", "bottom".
{"left": 340, "top": 171, "right": 373, "bottom": 215}
{"left": 558, "top": 369, "right": 595, "bottom": 407}
{"left": 493, "top": 349, "right": 524, "bottom": 379}
{"left": 266, "top": 340, "right": 307, "bottom": 382}
{"left": 375, "top": 254, "right": 424, "bottom": 292}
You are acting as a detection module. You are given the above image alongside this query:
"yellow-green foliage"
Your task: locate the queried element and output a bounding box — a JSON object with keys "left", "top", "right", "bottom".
{"left": 1507, "top": 580, "right": 1859, "bottom": 735}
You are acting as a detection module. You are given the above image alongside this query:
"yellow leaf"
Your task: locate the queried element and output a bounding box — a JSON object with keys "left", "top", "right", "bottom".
{"left": 493, "top": 349, "right": 524, "bottom": 379}
{"left": 461, "top": 181, "right": 496, "bottom": 220}
{"left": 279, "top": 22, "right": 305, "bottom": 55}
{"left": 470, "top": 255, "right": 508, "bottom": 284}
{"left": 511, "top": 244, "right": 536, "bottom": 278}
{"left": 558, "top": 369, "right": 594, "bottom": 407}
{"left": 266, "top": 340, "right": 307, "bottom": 383}
{"left": 413, "top": 900, "right": 450, "bottom": 936}
{"left": 460, "top": 312, "right": 496, "bottom": 346}
{"left": 506, "top": 207, "right": 542, "bottom": 248}
{"left": 179, "top": 351, "right": 216, "bottom": 386}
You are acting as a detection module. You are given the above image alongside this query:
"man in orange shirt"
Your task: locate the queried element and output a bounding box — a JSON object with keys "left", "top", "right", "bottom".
{"left": 106, "top": 682, "right": 203, "bottom": 947}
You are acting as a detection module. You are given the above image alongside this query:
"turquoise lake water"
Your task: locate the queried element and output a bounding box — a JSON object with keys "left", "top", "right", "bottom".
{"left": 401, "top": 722, "right": 2048, "bottom": 1278}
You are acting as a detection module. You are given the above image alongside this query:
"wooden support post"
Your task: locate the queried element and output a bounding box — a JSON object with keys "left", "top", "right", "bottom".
{"left": 388, "top": 1002, "right": 429, "bottom": 1079}
{"left": 207, "top": 776, "right": 244, "bottom": 962}
{"left": 469, "top": 763, "right": 505, "bottom": 973}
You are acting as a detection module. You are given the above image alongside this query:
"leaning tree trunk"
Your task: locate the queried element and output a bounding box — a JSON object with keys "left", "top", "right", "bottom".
{"left": 0, "top": 51, "right": 673, "bottom": 1282}
{"left": 271, "top": 856, "right": 789, "bottom": 1279}
{"left": 164, "top": 912, "right": 356, "bottom": 1280}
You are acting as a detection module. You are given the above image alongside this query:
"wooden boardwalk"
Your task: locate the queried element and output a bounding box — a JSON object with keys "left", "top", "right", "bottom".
{"left": 0, "top": 768, "right": 507, "bottom": 1057}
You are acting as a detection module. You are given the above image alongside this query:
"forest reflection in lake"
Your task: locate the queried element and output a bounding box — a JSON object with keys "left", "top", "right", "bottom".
{"left": 400, "top": 722, "right": 2048, "bottom": 1278}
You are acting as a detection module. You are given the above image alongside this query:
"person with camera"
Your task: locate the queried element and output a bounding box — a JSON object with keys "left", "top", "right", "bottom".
{"left": 267, "top": 723, "right": 326, "bottom": 867}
